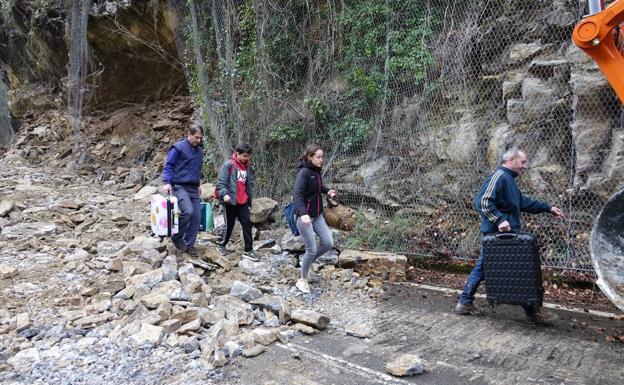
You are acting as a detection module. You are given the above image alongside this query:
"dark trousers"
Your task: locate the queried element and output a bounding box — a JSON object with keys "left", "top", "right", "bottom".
{"left": 220, "top": 203, "right": 253, "bottom": 252}
{"left": 172, "top": 185, "right": 200, "bottom": 248}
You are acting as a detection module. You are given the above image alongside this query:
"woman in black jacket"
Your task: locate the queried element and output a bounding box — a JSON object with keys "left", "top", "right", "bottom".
{"left": 292, "top": 143, "right": 336, "bottom": 293}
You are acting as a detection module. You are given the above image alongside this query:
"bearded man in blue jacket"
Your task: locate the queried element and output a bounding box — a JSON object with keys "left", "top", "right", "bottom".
{"left": 455, "top": 148, "right": 563, "bottom": 325}
{"left": 162, "top": 126, "right": 204, "bottom": 257}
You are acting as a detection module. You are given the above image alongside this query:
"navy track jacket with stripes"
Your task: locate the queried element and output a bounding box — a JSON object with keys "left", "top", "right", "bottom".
{"left": 473, "top": 166, "right": 551, "bottom": 234}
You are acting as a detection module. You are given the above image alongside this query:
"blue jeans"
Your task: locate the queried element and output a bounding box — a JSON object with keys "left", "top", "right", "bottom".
{"left": 460, "top": 246, "right": 537, "bottom": 316}
{"left": 296, "top": 215, "right": 333, "bottom": 279}
{"left": 459, "top": 249, "right": 485, "bottom": 305}
{"left": 172, "top": 185, "right": 200, "bottom": 248}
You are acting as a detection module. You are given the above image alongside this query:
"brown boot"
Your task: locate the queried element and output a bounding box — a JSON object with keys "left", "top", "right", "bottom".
{"left": 454, "top": 302, "right": 484, "bottom": 316}
{"left": 526, "top": 308, "right": 558, "bottom": 326}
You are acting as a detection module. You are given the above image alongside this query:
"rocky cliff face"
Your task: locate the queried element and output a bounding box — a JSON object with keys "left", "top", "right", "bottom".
{"left": 0, "top": 1, "right": 67, "bottom": 87}
{"left": 3, "top": 1, "right": 619, "bottom": 195}
{"left": 336, "top": 0, "right": 623, "bottom": 235}
{"left": 344, "top": 0, "right": 623, "bottom": 206}
{"left": 1, "top": 0, "right": 184, "bottom": 106}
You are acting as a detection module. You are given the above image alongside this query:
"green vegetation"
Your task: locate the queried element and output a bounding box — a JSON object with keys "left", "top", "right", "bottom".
{"left": 234, "top": 1, "right": 257, "bottom": 84}
{"left": 33, "top": 0, "right": 50, "bottom": 12}
{"left": 261, "top": 0, "right": 311, "bottom": 87}
{"left": 339, "top": 0, "right": 435, "bottom": 97}
{"left": 346, "top": 213, "right": 425, "bottom": 253}
{"left": 267, "top": 124, "right": 305, "bottom": 142}
{"left": 328, "top": 116, "right": 372, "bottom": 153}
{"left": 176, "top": 0, "right": 437, "bottom": 193}
{"left": 0, "top": 0, "right": 13, "bottom": 22}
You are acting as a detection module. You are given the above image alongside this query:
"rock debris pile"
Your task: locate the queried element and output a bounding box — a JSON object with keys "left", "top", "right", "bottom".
{"left": 0, "top": 141, "right": 407, "bottom": 383}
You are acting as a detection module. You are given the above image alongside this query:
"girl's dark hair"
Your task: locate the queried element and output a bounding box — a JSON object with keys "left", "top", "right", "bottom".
{"left": 301, "top": 143, "right": 323, "bottom": 162}
{"left": 235, "top": 142, "right": 252, "bottom": 154}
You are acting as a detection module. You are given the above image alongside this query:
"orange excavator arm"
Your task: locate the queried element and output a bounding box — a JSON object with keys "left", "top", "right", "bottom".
{"left": 573, "top": 0, "right": 624, "bottom": 104}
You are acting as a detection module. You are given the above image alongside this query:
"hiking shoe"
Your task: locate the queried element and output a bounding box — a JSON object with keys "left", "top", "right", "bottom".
{"left": 242, "top": 250, "right": 260, "bottom": 262}
{"left": 172, "top": 238, "right": 186, "bottom": 252}
{"left": 526, "top": 309, "right": 558, "bottom": 326}
{"left": 454, "top": 302, "right": 484, "bottom": 316}
{"left": 187, "top": 246, "right": 198, "bottom": 258}
{"left": 217, "top": 244, "right": 228, "bottom": 256}
{"left": 295, "top": 278, "right": 311, "bottom": 293}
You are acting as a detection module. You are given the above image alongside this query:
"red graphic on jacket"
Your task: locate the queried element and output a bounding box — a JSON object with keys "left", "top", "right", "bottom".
{"left": 232, "top": 154, "right": 249, "bottom": 205}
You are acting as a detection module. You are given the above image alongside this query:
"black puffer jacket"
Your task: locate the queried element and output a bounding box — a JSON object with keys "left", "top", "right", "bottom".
{"left": 293, "top": 161, "right": 329, "bottom": 218}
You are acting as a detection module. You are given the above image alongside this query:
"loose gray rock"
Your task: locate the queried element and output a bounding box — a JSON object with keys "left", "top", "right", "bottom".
{"left": 250, "top": 197, "right": 279, "bottom": 224}
{"left": 73, "top": 312, "right": 115, "bottom": 329}
{"left": 385, "top": 354, "right": 425, "bottom": 377}
{"left": 97, "top": 241, "right": 126, "bottom": 256}
{"left": 0, "top": 264, "right": 18, "bottom": 279}
{"left": 223, "top": 340, "right": 243, "bottom": 358}
{"left": 170, "top": 309, "right": 199, "bottom": 325}
{"left": 131, "top": 323, "right": 165, "bottom": 346}
{"left": 230, "top": 281, "right": 262, "bottom": 302}
{"left": 177, "top": 318, "right": 201, "bottom": 334}
{"left": 151, "top": 280, "right": 189, "bottom": 301}
{"left": 242, "top": 345, "right": 267, "bottom": 358}
{"left": 207, "top": 319, "right": 239, "bottom": 345}
{"left": 180, "top": 335, "right": 200, "bottom": 353}
{"left": 161, "top": 255, "right": 178, "bottom": 281}
{"left": 280, "top": 234, "right": 306, "bottom": 252}
{"left": 291, "top": 309, "right": 330, "bottom": 330}
{"left": 291, "top": 323, "right": 318, "bottom": 334}
{"left": 2, "top": 222, "right": 56, "bottom": 239}
{"left": 213, "top": 295, "right": 255, "bottom": 325}
{"left": 139, "top": 248, "right": 162, "bottom": 268}
{"left": 0, "top": 200, "right": 14, "bottom": 217}
{"left": 199, "top": 336, "right": 219, "bottom": 357}
{"left": 249, "top": 295, "right": 285, "bottom": 313}
{"left": 316, "top": 249, "right": 339, "bottom": 266}
{"left": 133, "top": 185, "right": 158, "bottom": 201}
{"left": 15, "top": 313, "right": 31, "bottom": 332}
{"left": 126, "top": 269, "right": 163, "bottom": 289}
{"left": 237, "top": 259, "right": 269, "bottom": 277}
{"left": 139, "top": 293, "right": 169, "bottom": 309}
{"left": 160, "top": 319, "right": 181, "bottom": 333}
{"left": 7, "top": 347, "right": 40, "bottom": 372}
{"left": 212, "top": 349, "right": 228, "bottom": 367}
{"left": 344, "top": 323, "right": 372, "bottom": 338}
{"left": 252, "top": 327, "right": 278, "bottom": 346}
{"left": 254, "top": 239, "right": 276, "bottom": 250}
{"left": 198, "top": 306, "right": 226, "bottom": 326}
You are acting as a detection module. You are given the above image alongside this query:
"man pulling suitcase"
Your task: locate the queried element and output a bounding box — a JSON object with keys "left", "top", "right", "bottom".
{"left": 455, "top": 148, "right": 563, "bottom": 325}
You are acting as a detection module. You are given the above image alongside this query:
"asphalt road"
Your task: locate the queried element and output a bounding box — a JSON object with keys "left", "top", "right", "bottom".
{"left": 221, "top": 283, "right": 624, "bottom": 385}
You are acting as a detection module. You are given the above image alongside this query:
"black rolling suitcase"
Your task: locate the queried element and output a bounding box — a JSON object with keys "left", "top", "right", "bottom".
{"left": 482, "top": 232, "right": 543, "bottom": 308}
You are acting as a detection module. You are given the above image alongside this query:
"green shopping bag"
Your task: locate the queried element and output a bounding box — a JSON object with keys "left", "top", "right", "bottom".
{"left": 200, "top": 201, "right": 214, "bottom": 231}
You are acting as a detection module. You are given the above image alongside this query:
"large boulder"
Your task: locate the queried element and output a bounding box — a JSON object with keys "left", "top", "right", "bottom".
{"left": 250, "top": 197, "right": 279, "bottom": 224}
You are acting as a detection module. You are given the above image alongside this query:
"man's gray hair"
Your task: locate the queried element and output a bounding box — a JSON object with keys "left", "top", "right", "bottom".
{"left": 501, "top": 148, "right": 522, "bottom": 164}
{"left": 188, "top": 125, "right": 203, "bottom": 135}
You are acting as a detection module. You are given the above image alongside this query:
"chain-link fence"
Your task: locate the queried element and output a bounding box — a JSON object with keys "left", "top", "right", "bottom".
{"left": 166, "top": 0, "right": 624, "bottom": 272}
{"left": 0, "top": 71, "right": 13, "bottom": 146}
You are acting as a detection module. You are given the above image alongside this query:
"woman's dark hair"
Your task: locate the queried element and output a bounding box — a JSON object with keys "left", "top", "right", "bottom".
{"left": 235, "top": 142, "right": 252, "bottom": 155}
{"left": 301, "top": 143, "right": 323, "bottom": 162}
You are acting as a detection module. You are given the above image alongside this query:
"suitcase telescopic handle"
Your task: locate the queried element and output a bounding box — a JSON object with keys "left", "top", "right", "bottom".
{"left": 495, "top": 232, "right": 518, "bottom": 239}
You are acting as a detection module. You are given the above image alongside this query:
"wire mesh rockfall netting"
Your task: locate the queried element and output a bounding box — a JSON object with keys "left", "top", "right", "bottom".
{"left": 165, "top": 0, "right": 624, "bottom": 272}
{"left": 0, "top": 70, "right": 13, "bottom": 146}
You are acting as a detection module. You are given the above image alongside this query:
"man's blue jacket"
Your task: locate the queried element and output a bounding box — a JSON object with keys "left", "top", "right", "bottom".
{"left": 162, "top": 138, "right": 203, "bottom": 186}
{"left": 474, "top": 166, "right": 551, "bottom": 234}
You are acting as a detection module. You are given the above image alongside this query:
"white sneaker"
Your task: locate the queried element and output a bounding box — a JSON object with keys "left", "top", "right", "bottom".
{"left": 295, "top": 278, "right": 311, "bottom": 293}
